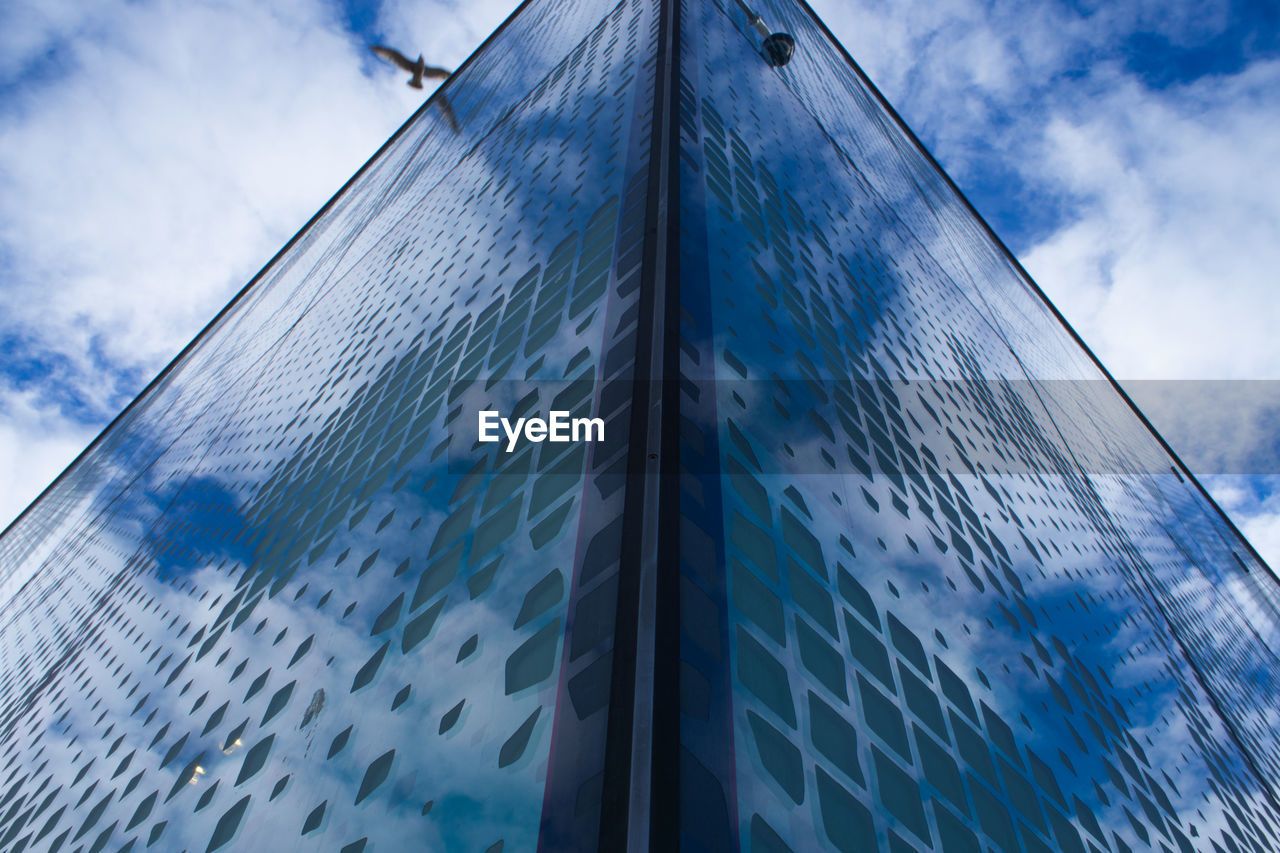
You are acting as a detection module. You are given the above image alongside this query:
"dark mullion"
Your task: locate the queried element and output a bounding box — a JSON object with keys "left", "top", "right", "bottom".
{"left": 598, "top": 0, "right": 682, "bottom": 848}
{"left": 649, "top": 0, "right": 684, "bottom": 843}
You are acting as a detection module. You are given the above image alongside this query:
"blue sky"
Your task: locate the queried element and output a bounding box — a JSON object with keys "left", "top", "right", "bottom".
{"left": 1, "top": 0, "right": 1278, "bottom": 563}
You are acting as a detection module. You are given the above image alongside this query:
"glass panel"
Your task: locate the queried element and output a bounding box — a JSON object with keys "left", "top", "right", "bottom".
{"left": 677, "top": 0, "right": 1280, "bottom": 850}
{"left": 0, "top": 0, "right": 657, "bottom": 849}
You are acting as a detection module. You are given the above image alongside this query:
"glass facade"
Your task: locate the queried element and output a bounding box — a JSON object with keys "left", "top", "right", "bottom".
{"left": 1, "top": 0, "right": 1278, "bottom": 851}
{"left": 0, "top": 0, "right": 658, "bottom": 848}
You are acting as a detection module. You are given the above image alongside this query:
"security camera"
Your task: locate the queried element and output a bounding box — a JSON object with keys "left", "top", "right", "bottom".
{"left": 761, "top": 32, "right": 796, "bottom": 67}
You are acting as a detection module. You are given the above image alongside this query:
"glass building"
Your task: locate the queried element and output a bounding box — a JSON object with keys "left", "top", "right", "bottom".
{"left": 1, "top": 0, "right": 1278, "bottom": 850}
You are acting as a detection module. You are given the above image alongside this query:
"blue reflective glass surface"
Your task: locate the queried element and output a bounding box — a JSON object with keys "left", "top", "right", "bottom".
{"left": 3, "top": 0, "right": 1279, "bottom": 850}
{"left": 0, "top": 0, "right": 658, "bottom": 848}
{"left": 676, "top": 0, "right": 1280, "bottom": 850}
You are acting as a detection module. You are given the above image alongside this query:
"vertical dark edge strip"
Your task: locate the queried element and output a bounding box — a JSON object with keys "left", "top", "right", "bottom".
{"left": 662, "top": 5, "right": 742, "bottom": 847}
{"left": 536, "top": 5, "right": 658, "bottom": 844}
{"left": 598, "top": 0, "right": 680, "bottom": 847}
{"left": 650, "top": 0, "right": 684, "bottom": 844}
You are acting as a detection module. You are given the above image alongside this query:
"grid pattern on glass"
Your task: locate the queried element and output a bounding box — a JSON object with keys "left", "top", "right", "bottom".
{"left": 3, "top": 0, "right": 1279, "bottom": 850}
{"left": 676, "top": 0, "right": 1280, "bottom": 851}
{"left": 0, "top": 0, "right": 658, "bottom": 850}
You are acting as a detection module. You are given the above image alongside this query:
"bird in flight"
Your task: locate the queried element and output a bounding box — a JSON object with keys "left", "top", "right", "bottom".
{"left": 370, "top": 45, "right": 450, "bottom": 90}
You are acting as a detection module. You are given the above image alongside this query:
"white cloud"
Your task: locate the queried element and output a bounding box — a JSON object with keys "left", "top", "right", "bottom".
{"left": 1207, "top": 475, "right": 1280, "bottom": 571}
{"left": 808, "top": 0, "right": 1082, "bottom": 175}
{"left": 0, "top": 0, "right": 105, "bottom": 80}
{"left": 0, "top": 0, "right": 411, "bottom": 378}
{"left": 0, "top": 384, "right": 97, "bottom": 532}
{"left": 0, "top": 0, "right": 522, "bottom": 529}
{"left": 1023, "top": 61, "right": 1280, "bottom": 381}
{"left": 1239, "top": 503, "right": 1280, "bottom": 572}
{"left": 378, "top": 0, "right": 518, "bottom": 71}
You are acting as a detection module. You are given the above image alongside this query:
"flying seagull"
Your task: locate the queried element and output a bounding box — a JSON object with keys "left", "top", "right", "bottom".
{"left": 370, "top": 45, "right": 450, "bottom": 90}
